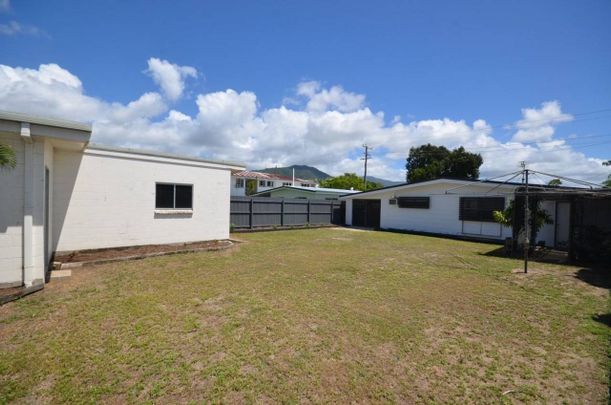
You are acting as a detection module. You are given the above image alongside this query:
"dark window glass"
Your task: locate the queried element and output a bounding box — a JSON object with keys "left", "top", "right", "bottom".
{"left": 156, "top": 183, "right": 193, "bottom": 209}
{"left": 175, "top": 185, "right": 193, "bottom": 208}
{"left": 156, "top": 184, "right": 174, "bottom": 208}
{"left": 459, "top": 197, "right": 504, "bottom": 222}
{"left": 397, "top": 197, "right": 430, "bottom": 209}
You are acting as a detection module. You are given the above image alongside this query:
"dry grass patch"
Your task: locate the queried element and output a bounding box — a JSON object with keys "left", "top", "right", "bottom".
{"left": 0, "top": 228, "right": 609, "bottom": 403}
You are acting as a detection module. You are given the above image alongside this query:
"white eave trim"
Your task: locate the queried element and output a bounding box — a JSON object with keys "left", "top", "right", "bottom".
{"left": 85, "top": 144, "right": 246, "bottom": 171}
{"left": 0, "top": 110, "right": 91, "bottom": 132}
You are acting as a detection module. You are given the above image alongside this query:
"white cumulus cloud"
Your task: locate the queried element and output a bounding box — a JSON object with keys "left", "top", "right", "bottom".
{"left": 145, "top": 57, "right": 197, "bottom": 101}
{"left": 512, "top": 101, "right": 573, "bottom": 143}
{"left": 0, "top": 61, "right": 608, "bottom": 185}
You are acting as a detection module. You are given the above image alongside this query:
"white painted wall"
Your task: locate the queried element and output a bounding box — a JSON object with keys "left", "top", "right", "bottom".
{"left": 344, "top": 181, "right": 514, "bottom": 240}
{"left": 0, "top": 132, "right": 25, "bottom": 286}
{"left": 254, "top": 180, "right": 293, "bottom": 193}
{"left": 53, "top": 147, "right": 236, "bottom": 252}
{"left": 230, "top": 176, "right": 315, "bottom": 196}
{"left": 537, "top": 200, "right": 556, "bottom": 246}
{"left": 230, "top": 177, "right": 246, "bottom": 196}
{"left": 0, "top": 132, "right": 48, "bottom": 287}
{"left": 345, "top": 199, "right": 353, "bottom": 225}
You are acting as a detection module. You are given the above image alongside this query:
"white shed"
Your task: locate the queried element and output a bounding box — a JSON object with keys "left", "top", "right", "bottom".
{"left": 0, "top": 111, "right": 244, "bottom": 291}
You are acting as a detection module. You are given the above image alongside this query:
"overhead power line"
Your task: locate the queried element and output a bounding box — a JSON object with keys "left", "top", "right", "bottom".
{"left": 395, "top": 106, "right": 611, "bottom": 146}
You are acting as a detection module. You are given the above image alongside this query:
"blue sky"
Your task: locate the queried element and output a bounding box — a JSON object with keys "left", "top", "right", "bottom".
{"left": 1, "top": 0, "right": 610, "bottom": 182}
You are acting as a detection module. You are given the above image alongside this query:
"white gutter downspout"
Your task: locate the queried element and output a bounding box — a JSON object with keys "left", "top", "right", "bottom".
{"left": 20, "top": 122, "right": 35, "bottom": 287}
{"left": 292, "top": 168, "right": 295, "bottom": 186}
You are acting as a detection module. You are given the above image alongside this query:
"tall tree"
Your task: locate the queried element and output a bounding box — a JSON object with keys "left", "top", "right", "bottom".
{"left": 405, "top": 144, "right": 482, "bottom": 183}
{"left": 0, "top": 143, "right": 16, "bottom": 169}
{"left": 320, "top": 173, "right": 382, "bottom": 191}
{"left": 547, "top": 179, "right": 562, "bottom": 187}
{"left": 603, "top": 161, "right": 611, "bottom": 188}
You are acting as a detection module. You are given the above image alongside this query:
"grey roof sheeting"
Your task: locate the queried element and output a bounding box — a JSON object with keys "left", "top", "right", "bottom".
{"left": 87, "top": 144, "right": 246, "bottom": 168}
{"left": 0, "top": 110, "right": 92, "bottom": 132}
{"left": 252, "top": 185, "right": 358, "bottom": 196}
{"left": 339, "top": 177, "right": 594, "bottom": 198}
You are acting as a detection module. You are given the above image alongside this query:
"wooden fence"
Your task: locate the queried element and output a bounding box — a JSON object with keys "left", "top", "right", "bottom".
{"left": 230, "top": 197, "right": 345, "bottom": 229}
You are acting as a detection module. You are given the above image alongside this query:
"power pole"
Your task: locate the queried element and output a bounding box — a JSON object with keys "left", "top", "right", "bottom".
{"left": 361, "top": 144, "right": 372, "bottom": 189}
{"left": 521, "top": 161, "right": 529, "bottom": 274}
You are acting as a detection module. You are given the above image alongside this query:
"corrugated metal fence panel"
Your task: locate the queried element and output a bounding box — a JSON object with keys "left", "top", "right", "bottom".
{"left": 230, "top": 197, "right": 345, "bottom": 228}
{"left": 230, "top": 197, "right": 252, "bottom": 228}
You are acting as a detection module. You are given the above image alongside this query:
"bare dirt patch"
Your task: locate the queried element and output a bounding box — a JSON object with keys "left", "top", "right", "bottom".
{"left": 54, "top": 239, "right": 234, "bottom": 264}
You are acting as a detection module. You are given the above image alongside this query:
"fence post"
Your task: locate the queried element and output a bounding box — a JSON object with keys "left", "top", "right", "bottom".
{"left": 307, "top": 200, "right": 311, "bottom": 225}
{"left": 281, "top": 199, "right": 285, "bottom": 227}
{"left": 249, "top": 198, "right": 254, "bottom": 229}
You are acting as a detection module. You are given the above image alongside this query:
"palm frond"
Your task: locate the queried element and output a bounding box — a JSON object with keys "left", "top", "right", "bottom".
{"left": 0, "top": 143, "right": 17, "bottom": 169}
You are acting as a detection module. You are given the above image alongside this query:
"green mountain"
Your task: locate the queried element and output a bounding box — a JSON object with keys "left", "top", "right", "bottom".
{"left": 367, "top": 176, "right": 403, "bottom": 187}
{"left": 257, "top": 165, "right": 403, "bottom": 186}
{"left": 257, "top": 165, "right": 331, "bottom": 180}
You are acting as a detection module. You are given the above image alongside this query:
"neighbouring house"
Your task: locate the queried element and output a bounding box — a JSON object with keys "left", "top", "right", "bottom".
{"left": 231, "top": 170, "right": 317, "bottom": 196}
{"left": 340, "top": 178, "right": 586, "bottom": 247}
{"left": 0, "top": 111, "right": 244, "bottom": 290}
{"left": 251, "top": 185, "right": 359, "bottom": 200}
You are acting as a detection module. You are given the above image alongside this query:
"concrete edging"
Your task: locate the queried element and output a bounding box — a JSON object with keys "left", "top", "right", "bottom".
{"left": 0, "top": 283, "right": 44, "bottom": 305}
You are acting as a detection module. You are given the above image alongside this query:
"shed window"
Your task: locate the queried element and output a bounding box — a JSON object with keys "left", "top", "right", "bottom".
{"left": 459, "top": 197, "right": 504, "bottom": 222}
{"left": 259, "top": 180, "right": 266, "bottom": 187}
{"left": 267, "top": 181, "right": 274, "bottom": 187}
{"left": 235, "top": 178, "right": 245, "bottom": 188}
{"left": 156, "top": 183, "right": 193, "bottom": 209}
{"left": 397, "top": 197, "right": 430, "bottom": 209}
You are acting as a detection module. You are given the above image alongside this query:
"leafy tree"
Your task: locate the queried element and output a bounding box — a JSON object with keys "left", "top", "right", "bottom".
{"left": 547, "top": 178, "right": 562, "bottom": 187}
{"left": 245, "top": 179, "right": 257, "bottom": 195}
{"left": 0, "top": 143, "right": 16, "bottom": 168}
{"left": 320, "top": 173, "right": 382, "bottom": 191}
{"left": 603, "top": 161, "right": 611, "bottom": 188}
{"left": 493, "top": 199, "right": 553, "bottom": 246}
{"left": 405, "top": 144, "right": 483, "bottom": 183}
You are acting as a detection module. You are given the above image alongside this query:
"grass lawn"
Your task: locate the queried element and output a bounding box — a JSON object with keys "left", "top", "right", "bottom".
{"left": 1, "top": 228, "right": 609, "bottom": 403}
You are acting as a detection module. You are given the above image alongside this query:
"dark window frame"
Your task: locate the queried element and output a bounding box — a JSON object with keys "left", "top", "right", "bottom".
{"left": 459, "top": 197, "right": 504, "bottom": 222}
{"left": 155, "top": 183, "right": 193, "bottom": 209}
{"left": 397, "top": 196, "right": 430, "bottom": 209}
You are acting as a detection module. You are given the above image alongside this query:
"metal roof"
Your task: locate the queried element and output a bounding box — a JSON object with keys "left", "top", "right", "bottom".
{"left": 252, "top": 185, "right": 358, "bottom": 196}
{"left": 339, "top": 177, "right": 594, "bottom": 198}
{"left": 232, "top": 170, "right": 315, "bottom": 183}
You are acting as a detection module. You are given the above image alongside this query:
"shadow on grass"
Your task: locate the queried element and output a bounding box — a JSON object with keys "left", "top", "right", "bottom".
{"left": 481, "top": 246, "right": 611, "bottom": 289}
{"left": 592, "top": 313, "right": 611, "bottom": 327}
{"left": 481, "top": 246, "right": 570, "bottom": 264}
{"left": 575, "top": 268, "right": 611, "bottom": 290}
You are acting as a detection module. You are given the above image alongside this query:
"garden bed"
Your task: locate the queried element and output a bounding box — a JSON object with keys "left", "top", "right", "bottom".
{"left": 53, "top": 239, "right": 236, "bottom": 268}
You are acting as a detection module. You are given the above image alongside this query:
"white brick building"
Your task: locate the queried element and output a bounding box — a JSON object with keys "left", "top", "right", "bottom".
{"left": 341, "top": 178, "right": 568, "bottom": 246}
{"left": 0, "top": 111, "right": 244, "bottom": 290}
